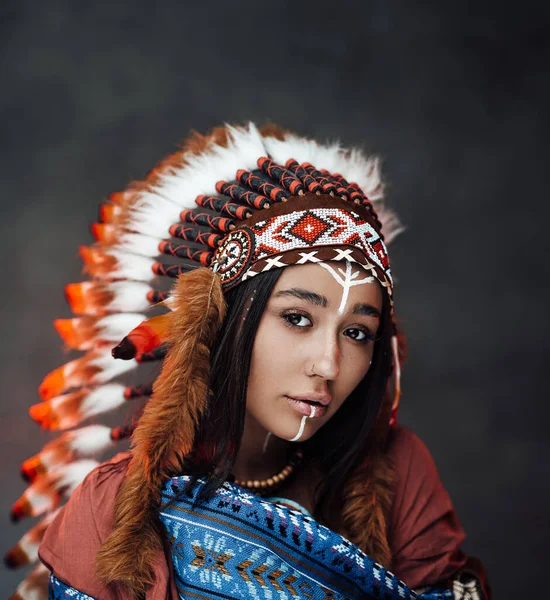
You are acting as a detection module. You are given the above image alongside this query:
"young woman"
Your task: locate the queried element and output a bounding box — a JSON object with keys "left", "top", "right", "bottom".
{"left": 9, "top": 124, "right": 490, "bottom": 599}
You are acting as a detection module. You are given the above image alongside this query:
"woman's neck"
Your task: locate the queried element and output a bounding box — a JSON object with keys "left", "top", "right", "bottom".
{"left": 232, "top": 412, "right": 292, "bottom": 482}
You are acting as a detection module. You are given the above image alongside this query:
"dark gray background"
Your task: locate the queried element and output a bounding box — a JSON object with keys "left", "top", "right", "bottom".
{"left": 1, "top": 1, "right": 549, "bottom": 598}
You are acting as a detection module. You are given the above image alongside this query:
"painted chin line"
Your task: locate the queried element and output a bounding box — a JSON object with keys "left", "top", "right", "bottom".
{"left": 288, "top": 404, "right": 317, "bottom": 442}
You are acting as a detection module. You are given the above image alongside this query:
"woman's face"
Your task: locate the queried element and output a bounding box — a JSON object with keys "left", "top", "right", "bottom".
{"left": 246, "top": 261, "right": 383, "bottom": 443}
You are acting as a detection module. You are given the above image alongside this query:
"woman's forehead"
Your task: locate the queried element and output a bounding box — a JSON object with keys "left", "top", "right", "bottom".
{"left": 271, "top": 261, "right": 383, "bottom": 312}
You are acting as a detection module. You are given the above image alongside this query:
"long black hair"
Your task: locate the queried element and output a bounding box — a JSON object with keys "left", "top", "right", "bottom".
{"left": 190, "top": 266, "right": 393, "bottom": 522}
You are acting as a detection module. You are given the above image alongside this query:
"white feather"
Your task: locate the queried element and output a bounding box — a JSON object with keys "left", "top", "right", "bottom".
{"left": 12, "top": 563, "right": 49, "bottom": 600}
{"left": 104, "top": 250, "right": 155, "bottom": 282}
{"left": 125, "top": 192, "right": 181, "bottom": 239}
{"left": 65, "top": 424, "right": 114, "bottom": 456}
{"left": 87, "top": 349, "right": 138, "bottom": 384}
{"left": 115, "top": 232, "right": 162, "bottom": 258}
{"left": 95, "top": 313, "right": 145, "bottom": 340}
{"left": 18, "top": 460, "right": 97, "bottom": 520}
{"left": 126, "top": 123, "right": 267, "bottom": 238}
{"left": 77, "top": 383, "right": 126, "bottom": 418}
{"left": 55, "top": 459, "right": 99, "bottom": 493}
{"left": 15, "top": 509, "right": 61, "bottom": 563}
{"left": 106, "top": 281, "right": 153, "bottom": 312}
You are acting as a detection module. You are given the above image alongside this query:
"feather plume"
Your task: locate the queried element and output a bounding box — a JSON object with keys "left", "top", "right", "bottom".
{"left": 4, "top": 510, "right": 60, "bottom": 568}
{"left": 21, "top": 425, "right": 115, "bottom": 482}
{"left": 65, "top": 281, "right": 153, "bottom": 316}
{"left": 10, "top": 460, "right": 98, "bottom": 522}
{"left": 9, "top": 563, "right": 49, "bottom": 600}
{"left": 54, "top": 313, "right": 144, "bottom": 350}
{"left": 341, "top": 450, "right": 394, "bottom": 568}
{"left": 38, "top": 351, "right": 137, "bottom": 401}
{"left": 99, "top": 203, "right": 124, "bottom": 224}
{"left": 79, "top": 246, "right": 155, "bottom": 282}
{"left": 96, "top": 267, "right": 226, "bottom": 596}
{"left": 29, "top": 383, "right": 128, "bottom": 430}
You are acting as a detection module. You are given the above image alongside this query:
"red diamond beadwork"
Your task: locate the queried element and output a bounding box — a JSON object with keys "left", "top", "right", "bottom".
{"left": 288, "top": 212, "right": 330, "bottom": 244}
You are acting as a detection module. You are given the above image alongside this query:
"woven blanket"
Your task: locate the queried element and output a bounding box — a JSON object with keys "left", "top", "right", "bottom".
{"left": 159, "top": 476, "right": 454, "bottom": 600}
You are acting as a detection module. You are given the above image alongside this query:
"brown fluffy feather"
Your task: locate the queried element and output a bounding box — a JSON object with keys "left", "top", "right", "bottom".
{"left": 341, "top": 449, "right": 395, "bottom": 568}
{"left": 340, "top": 384, "right": 396, "bottom": 568}
{"left": 95, "top": 268, "right": 226, "bottom": 596}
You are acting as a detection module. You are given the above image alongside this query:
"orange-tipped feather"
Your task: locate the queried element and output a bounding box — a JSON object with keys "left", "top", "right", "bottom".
{"left": 38, "top": 356, "right": 100, "bottom": 401}
{"left": 10, "top": 460, "right": 98, "bottom": 522}
{"left": 38, "top": 350, "right": 136, "bottom": 401}
{"left": 9, "top": 563, "right": 49, "bottom": 599}
{"left": 29, "top": 391, "right": 84, "bottom": 430}
{"left": 99, "top": 203, "right": 124, "bottom": 223}
{"left": 10, "top": 481, "right": 58, "bottom": 522}
{"left": 4, "top": 545, "right": 28, "bottom": 569}
{"left": 100, "top": 203, "right": 115, "bottom": 223}
{"left": 9, "top": 497, "right": 34, "bottom": 523}
{"left": 30, "top": 384, "right": 127, "bottom": 431}
{"left": 20, "top": 455, "right": 45, "bottom": 483}
{"left": 21, "top": 425, "right": 115, "bottom": 482}
{"left": 4, "top": 510, "right": 60, "bottom": 568}
{"left": 109, "top": 190, "right": 135, "bottom": 205}
{"left": 91, "top": 222, "right": 118, "bottom": 244}
{"left": 54, "top": 316, "right": 97, "bottom": 350}
{"left": 54, "top": 314, "right": 144, "bottom": 351}
{"left": 37, "top": 367, "right": 68, "bottom": 402}
{"left": 79, "top": 245, "right": 118, "bottom": 277}
{"left": 65, "top": 281, "right": 114, "bottom": 316}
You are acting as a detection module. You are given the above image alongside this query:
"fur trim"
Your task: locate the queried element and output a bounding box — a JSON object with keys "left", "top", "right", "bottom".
{"left": 95, "top": 268, "right": 226, "bottom": 596}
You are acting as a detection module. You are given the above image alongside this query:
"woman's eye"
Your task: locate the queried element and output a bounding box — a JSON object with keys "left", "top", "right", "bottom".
{"left": 344, "top": 328, "right": 372, "bottom": 342}
{"left": 283, "top": 313, "right": 312, "bottom": 328}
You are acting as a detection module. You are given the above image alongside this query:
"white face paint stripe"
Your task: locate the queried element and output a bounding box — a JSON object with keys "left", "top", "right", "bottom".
{"left": 288, "top": 405, "right": 316, "bottom": 442}
{"left": 318, "top": 261, "right": 375, "bottom": 315}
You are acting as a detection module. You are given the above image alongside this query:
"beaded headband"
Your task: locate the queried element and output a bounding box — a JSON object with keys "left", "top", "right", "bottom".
{"left": 213, "top": 193, "right": 392, "bottom": 305}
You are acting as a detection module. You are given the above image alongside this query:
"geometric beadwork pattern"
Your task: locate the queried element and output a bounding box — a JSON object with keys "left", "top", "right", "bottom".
{"left": 213, "top": 207, "right": 393, "bottom": 303}
{"left": 159, "top": 476, "right": 454, "bottom": 600}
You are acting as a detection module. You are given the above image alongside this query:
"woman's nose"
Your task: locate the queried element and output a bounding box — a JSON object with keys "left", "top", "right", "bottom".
{"left": 308, "top": 334, "right": 340, "bottom": 380}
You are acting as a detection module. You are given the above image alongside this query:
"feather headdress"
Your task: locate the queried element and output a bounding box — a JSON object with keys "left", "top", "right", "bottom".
{"left": 7, "top": 123, "right": 405, "bottom": 598}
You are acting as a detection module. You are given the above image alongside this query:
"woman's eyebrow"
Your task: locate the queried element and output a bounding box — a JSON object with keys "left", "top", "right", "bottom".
{"left": 352, "top": 303, "right": 381, "bottom": 319}
{"left": 273, "top": 288, "right": 328, "bottom": 308}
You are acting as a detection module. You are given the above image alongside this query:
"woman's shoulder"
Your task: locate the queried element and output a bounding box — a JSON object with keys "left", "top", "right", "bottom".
{"left": 387, "top": 424, "right": 432, "bottom": 461}
{"left": 385, "top": 425, "right": 457, "bottom": 533}
{"left": 386, "top": 425, "right": 449, "bottom": 498}
{"left": 38, "top": 452, "right": 133, "bottom": 598}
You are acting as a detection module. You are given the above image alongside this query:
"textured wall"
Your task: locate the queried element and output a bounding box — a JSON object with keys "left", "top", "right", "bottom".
{"left": 1, "top": 1, "right": 549, "bottom": 597}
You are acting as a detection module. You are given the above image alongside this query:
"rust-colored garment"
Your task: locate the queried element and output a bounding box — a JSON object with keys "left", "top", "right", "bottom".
{"left": 39, "top": 427, "right": 475, "bottom": 598}
{"left": 388, "top": 427, "right": 468, "bottom": 588}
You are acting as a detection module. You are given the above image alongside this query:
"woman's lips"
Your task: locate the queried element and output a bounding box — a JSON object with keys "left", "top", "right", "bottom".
{"left": 286, "top": 396, "right": 327, "bottom": 417}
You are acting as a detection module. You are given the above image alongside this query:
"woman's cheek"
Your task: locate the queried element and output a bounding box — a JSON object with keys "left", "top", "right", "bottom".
{"left": 336, "top": 350, "right": 371, "bottom": 400}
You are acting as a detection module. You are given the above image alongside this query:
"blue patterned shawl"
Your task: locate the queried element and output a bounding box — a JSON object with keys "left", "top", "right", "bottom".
{"left": 158, "top": 476, "right": 454, "bottom": 600}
